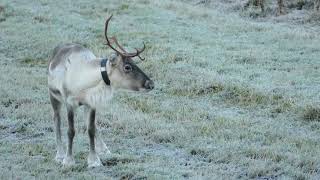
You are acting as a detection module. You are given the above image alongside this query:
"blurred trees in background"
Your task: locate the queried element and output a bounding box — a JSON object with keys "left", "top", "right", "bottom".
{"left": 244, "top": 0, "right": 320, "bottom": 15}
{"left": 244, "top": 0, "right": 265, "bottom": 12}
{"left": 244, "top": 0, "right": 284, "bottom": 14}
{"left": 277, "top": 0, "right": 285, "bottom": 15}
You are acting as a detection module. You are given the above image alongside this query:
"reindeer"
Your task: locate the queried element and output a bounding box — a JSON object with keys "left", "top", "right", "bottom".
{"left": 47, "top": 15, "right": 154, "bottom": 168}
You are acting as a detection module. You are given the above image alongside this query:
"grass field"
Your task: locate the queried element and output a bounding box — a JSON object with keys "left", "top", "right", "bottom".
{"left": 0, "top": 0, "right": 320, "bottom": 179}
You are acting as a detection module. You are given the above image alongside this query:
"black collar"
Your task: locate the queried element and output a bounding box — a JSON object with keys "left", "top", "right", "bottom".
{"left": 100, "top": 58, "right": 111, "bottom": 86}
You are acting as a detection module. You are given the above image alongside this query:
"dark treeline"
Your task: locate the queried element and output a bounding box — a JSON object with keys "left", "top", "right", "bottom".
{"left": 244, "top": 0, "right": 320, "bottom": 15}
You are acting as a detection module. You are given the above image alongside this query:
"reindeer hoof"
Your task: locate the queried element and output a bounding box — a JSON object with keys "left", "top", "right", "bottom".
{"left": 62, "top": 156, "right": 75, "bottom": 166}
{"left": 88, "top": 153, "right": 102, "bottom": 168}
{"left": 55, "top": 154, "right": 65, "bottom": 163}
{"left": 55, "top": 147, "right": 65, "bottom": 163}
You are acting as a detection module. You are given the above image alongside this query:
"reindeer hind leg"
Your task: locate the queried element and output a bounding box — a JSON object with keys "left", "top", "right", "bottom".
{"left": 49, "top": 92, "right": 64, "bottom": 163}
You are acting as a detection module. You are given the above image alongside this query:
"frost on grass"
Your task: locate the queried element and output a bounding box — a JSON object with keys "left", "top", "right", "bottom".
{"left": 1, "top": 0, "right": 320, "bottom": 179}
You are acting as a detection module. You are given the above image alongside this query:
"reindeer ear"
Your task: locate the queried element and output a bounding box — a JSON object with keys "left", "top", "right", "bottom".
{"left": 109, "top": 53, "right": 118, "bottom": 66}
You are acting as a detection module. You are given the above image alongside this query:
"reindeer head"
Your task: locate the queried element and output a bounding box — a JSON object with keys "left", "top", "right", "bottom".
{"left": 104, "top": 15, "right": 154, "bottom": 92}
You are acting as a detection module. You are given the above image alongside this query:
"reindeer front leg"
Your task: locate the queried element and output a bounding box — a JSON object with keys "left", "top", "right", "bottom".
{"left": 62, "top": 105, "right": 76, "bottom": 166}
{"left": 87, "top": 108, "right": 102, "bottom": 167}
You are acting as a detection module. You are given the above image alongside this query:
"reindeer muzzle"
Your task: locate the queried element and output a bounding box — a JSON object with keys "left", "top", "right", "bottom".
{"left": 144, "top": 80, "right": 154, "bottom": 90}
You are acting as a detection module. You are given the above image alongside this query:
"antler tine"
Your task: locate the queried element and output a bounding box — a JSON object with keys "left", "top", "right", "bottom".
{"left": 123, "top": 42, "right": 146, "bottom": 57}
{"left": 104, "top": 15, "right": 126, "bottom": 56}
{"left": 135, "top": 42, "right": 146, "bottom": 60}
{"left": 112, "top": 37, "right": 146, "bottom": 60}
{"left": 111, "top": 37, "right": 128, "bottom": 53}
{"left": 111, "top": 37, "right": 146, "bottom": 61}
{"left": 137, "top": 42, "right": 146, "bottom": 56}
{"left": 104, "top": 15, "right": 146, "bottom": 60}
{"left": 138, "top": 55, "right": 145, "bottom": 61}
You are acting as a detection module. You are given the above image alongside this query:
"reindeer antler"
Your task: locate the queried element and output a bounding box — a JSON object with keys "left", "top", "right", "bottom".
{"left": 105, "top": 15, "right": 145, "bottom": 60}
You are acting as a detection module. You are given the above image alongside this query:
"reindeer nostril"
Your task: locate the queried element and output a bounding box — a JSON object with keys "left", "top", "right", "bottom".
{"left": 145, "top": 80, "right": 154, "bottom": 90}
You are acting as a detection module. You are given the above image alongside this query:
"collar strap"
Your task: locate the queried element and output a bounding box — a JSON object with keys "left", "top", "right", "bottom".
{"left": 100, "top": 58, "right": 111, "bottom": 86}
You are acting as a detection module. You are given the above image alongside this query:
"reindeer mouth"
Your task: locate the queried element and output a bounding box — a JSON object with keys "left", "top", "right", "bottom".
{"left": 114, "top": 86, "right": 152, "bottom": 93}
{"left": 125, "top": 80, "right": 154, "bottom": 93}
{"left": 144, "top": 80, "right": 154, "bottom": 90}
{"left": 138, "top": 88, "right": 153, "bottom": 93}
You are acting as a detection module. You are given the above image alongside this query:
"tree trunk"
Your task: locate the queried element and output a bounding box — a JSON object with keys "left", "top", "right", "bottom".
{"left": 315, "top": 0, "right": 320, "bottom": 11}
{"left": 277, "top": 0, "right": 285, "bottom": 15}
{"left": 259, "top": 0, "right": 265, "bottom": 12}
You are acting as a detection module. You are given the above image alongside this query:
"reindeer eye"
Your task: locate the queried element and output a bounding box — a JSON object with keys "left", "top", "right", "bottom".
{"left": 124, "top": 64, "right": 132, "bottom": 72}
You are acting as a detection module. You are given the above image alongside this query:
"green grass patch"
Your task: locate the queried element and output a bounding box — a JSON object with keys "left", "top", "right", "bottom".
{"left": 222, "top": 86, "right": 268, "bottom": 106}
{"left": 33, "top": 15, "right": 49, "bottom": 23}
{"left": 167, "top": 82, "right": 224, "bottom": 97}
{"left": 23, "top": 144, "right": 51, "bottom": 157}
{"left": 102, "top": 156, "right": 135, "bottom": 167}
{"left": 20, "top": 57, "right": 47, "bottom": 67}
{"left": 119, "top": 4, "right": 129, "bottom": 10}
{"left": 245, "top": 148, "right": 286, "bottom": 163}
{"left": 302, "top": 105, "right": 320, "bottom": 122}
{"left": 0, "top": 4, "right": 14, "bottom": 21}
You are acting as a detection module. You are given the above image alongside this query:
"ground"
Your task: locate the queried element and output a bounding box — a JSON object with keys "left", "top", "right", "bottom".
{"left": 0, "top": 0, "right": 320, "bottom": 179}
